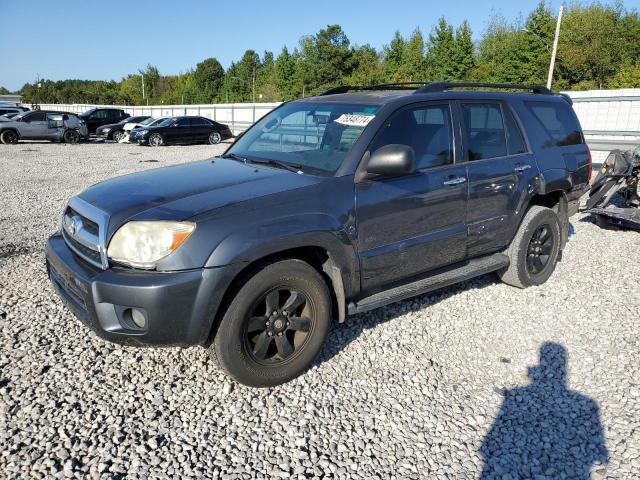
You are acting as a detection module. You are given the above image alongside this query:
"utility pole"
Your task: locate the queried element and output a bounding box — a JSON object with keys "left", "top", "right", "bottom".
{"left": 547, "top": 5, "right": 563, "bottom": 90}
{"left": 252, "top": 67, "right": 256, "bottom": 103}
{"left": 141, "top": 74, "right": 145, "bottom": 100}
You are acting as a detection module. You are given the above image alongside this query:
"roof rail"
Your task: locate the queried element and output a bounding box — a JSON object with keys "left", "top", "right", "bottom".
{"left": 319, "top": 82, "right": 429, "bottom": 96}
{"left": 414, "top": 82, "right": 552, "bottom": 95}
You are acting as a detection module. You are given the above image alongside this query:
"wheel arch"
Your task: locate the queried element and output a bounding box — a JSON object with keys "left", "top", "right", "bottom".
{"left": 206, "top": 244, "right": 349, "bottom": 346}
{"left": 527, "top": 190, "right": 569, "bottom": 247}
{"left": 0, "top": 127, "right": 21, "bottom": 140}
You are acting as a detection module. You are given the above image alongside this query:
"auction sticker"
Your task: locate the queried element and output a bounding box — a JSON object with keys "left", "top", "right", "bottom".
{"left": 334, "top": 114, "right": 375, "bottom": 127}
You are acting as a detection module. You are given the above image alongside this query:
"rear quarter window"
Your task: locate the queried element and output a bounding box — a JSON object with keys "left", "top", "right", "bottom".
{"left": 525, "top": 101, "right": 583, "bottom": 148}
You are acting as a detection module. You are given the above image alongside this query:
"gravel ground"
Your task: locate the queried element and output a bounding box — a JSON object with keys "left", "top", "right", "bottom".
{"left": 0, "top": 141, "right": 639, "bottom": 479}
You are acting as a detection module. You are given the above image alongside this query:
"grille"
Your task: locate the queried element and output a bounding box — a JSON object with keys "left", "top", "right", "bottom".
{"left": 61, "top": 198, "right": 108, "bottom": 269}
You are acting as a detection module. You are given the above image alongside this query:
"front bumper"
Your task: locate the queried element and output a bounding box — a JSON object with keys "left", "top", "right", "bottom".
{"left": 46, "top": 232, "right": 233, "bottom": 347}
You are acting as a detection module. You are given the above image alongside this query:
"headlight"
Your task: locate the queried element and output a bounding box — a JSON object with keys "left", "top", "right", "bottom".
{"left": 103, "top": 128, "right": 111, "bottom": 133}
{"left": 139, "top": 129, "right": 149, "bottom": 135}
{"left": 107, "top": 221, "right": 196, "bottom": 269}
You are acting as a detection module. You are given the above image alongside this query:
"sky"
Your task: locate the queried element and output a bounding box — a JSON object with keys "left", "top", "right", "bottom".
{"left": 1, "top": 0, "right": 639, "bottom": 91}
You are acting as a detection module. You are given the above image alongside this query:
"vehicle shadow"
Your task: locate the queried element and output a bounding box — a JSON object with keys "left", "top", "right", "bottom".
{"left": 316, "top": 272, "right": 497, "bottom": 366}
{"left": 479, "top": 342, "right": 608, "bottom": 479}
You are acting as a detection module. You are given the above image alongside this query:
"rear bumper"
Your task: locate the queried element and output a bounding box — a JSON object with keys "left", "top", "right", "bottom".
{"left": 567, "top": 183, "right": 590, "bottom": 217}
{"left": 46, "top": 232, "right": 233, "bottom": 347}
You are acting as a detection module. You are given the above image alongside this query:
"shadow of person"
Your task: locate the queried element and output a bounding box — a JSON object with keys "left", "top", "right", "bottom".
{"left": 480, "top": 342, "right": 608, "bottom": 479}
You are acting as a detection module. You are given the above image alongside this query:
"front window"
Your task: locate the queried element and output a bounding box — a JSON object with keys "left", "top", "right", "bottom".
{"left": 227, "top": 102, "right": 379, "bottom": 175}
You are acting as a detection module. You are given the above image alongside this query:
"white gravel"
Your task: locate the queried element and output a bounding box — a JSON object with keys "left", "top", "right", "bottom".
{"left": 0, "top": 141, "right": 639, "bottom": 479}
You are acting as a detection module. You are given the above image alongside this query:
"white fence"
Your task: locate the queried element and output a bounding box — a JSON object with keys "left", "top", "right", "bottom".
{"left": 34, "top": 88, "right": 640, "bottom": 161}
{"left": 33, "top": 102, "right": 282, "bottom": 136}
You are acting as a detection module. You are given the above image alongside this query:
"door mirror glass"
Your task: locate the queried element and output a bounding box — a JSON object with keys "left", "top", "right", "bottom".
{"left": 367, "top": 144, "right": 416, "bottom": 177}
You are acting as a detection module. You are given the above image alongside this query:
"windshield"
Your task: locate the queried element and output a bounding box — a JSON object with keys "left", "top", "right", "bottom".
{"left": 139, "top": 117, "right": 157, "bottom": 126}
{"left": 226, "top": 102, "right": 379, "bottom": 175}
{"left": 154, "top": 117, "right": 174, "bottom": 127}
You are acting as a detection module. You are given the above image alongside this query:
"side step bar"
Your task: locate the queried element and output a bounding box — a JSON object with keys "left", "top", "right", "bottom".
{"left": 348, "top": 253, "right": 510, "bottom": 315}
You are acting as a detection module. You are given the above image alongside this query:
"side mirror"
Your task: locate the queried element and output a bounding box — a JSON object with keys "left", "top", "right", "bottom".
{"left": 366, "top": 144, "right": 416, "bottom": 177}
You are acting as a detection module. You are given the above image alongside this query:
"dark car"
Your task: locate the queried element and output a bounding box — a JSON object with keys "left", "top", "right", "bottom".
{"left": 46, "top": 82, "right": 591, "bottom": 387}
{"left": 95, "top": 116, "right": 150, "bottom": 142}
{"left": 132, "top": 116, "right": 233, "bottom": 146}
{"left": 80, "top": 108, "right": 130, "bottom": 134}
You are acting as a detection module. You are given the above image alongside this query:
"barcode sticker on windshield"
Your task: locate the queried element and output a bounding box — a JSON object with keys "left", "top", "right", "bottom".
{"left": 334, "top": 114, "right": 375, "bottom": 127}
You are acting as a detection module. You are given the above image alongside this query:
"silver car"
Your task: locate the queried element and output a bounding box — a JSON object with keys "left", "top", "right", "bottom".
{"left": 0, "top": 110, "right": 89, "bottom": 144}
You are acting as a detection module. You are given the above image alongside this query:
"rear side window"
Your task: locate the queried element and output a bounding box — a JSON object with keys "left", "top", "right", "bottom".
{"left": 192, "top": 117, "right": 212, "bottom": 126}
{"left": 525, "top": 101, "right": 583, "bottom": 147}
{"left": 461, "top": 103, "right": 507, "bottom": 160}
{"left": 175, "top": 118, "right": 191, "bottom": 127}
{"left": 504, "top": 108, "right": 527, "bottom": 155}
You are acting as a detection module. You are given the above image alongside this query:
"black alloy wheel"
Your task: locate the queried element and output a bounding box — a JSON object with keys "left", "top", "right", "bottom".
{"left": 526, "top": 224, "right": 555, "bottom": 274}
{"left": 244, "top": 288, "right": 313, "bottom": 365}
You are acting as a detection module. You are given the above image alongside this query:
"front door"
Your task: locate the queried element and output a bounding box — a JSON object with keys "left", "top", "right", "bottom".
{"left": 19, "top": 111, "right": 48, "bottom": 139}
{"left": 355, "top": 102, "right": 468, "bottom": 292}
{"left": 459, "top": 101, "right": 538, "bottom": 256}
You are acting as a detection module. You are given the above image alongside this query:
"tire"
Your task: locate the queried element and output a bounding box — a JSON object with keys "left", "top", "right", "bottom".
{"left": 498, "top": 206, "right": 562, "bottom": 289}
{"left": 209, "top": 131, "right": 222, "bottom": 144}
{"left": 63, "top": 130, "right": 80, "bottom": 144}
{"left": 0, "top": 130, "right": 18, "bottom": 145}
{"left": 212, "top": 259, "right": 331, "bottom": 387}
{"left": 148, "top": 133, "right": 163, "bottom": 147}
{"left": 112, "top": 130, "right": 125, "bottom": 142}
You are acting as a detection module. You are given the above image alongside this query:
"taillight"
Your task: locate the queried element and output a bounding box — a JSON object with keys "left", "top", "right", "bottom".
{"left": 587, "top": 147, "right": 593, "bottom": 183}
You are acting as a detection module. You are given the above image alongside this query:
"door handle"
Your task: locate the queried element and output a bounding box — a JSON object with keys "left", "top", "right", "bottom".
{"left": 443, "top": 176, "right": 467, "bottom": 186}
{"left": 514, "top": 164, "right": 532, "bottom": 173}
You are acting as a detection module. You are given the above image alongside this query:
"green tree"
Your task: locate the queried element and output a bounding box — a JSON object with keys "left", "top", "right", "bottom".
{"left": 398, "top": 28, "right": 426, "bottom": 81}
{"left": 426, "top": 18, "right": 457, "bottom": 80}
{"left": 275, "top": 46, "right": 299, "bottom": 100}
{"left": 193, "top": 58, "right": 224, "bottom": 103}
{"left": 451, "top": 20, "right": 475, "bottom": 80}
{"left": 383, "top": 31, "right": 406, "bottom": 81}
{"left": 349, "top": 44, "right": 385, "bottom": 85}
{"left": 0, "top": 86, "right": 11, "bottom": 94}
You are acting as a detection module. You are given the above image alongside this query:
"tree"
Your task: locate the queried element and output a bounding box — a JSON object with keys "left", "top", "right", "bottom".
{"left": 451, "top": 20, "right": 475, "bottom": 80}
{"left": 193, "top": 58, "right": 224, "bottom": 103}
{"left": 426, "top": 18, "right": 457, "bottom": 80}
{"left": 138, "top": 64, "right": 160, "bottom": 102}
{"left": 398, "top": 29, "right": 426, "bottom": 81}
{"left": 298, "top": 25, "right": 353, "bottom": 94}
{"left": 275, "top": 46, "right": 299, "bottom": 100}
{"left": 383, "top": 31, "right": 406, "bottom": 81}
{"left": 0, "top": 86, "right": 11, "bottom": 94}
{"left": 349, "top": 44, "right": 385, "bottom": 85}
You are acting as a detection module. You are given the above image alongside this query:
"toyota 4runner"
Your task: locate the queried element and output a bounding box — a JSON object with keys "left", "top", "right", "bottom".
{"left": 46, "top": 82, "right": 591, "bottom": 387}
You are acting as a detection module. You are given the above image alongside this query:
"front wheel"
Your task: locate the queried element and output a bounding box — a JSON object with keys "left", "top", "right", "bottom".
{"left": 212, "top": 259, "right": 331, "bottom": 387}
{"left": 112, "top": 130, "right": 125, "bottom": 142}
{"left": 148, "top": 133, "right": 164, "bottom": 147}
{"left": 0, "top": 130, "right": 18, "bottom": 144}
{"left": 498, "top": 206, "right": 562, "bottom": 288}
{"left": 209, "top": 131, "right": 222, "bottom": 144}
{"left": 63, "top": 129, "right": 80, "bottom": 144}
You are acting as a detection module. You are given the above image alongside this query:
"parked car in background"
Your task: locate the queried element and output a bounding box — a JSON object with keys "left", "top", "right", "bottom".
{"left": 0, "top": 110, "right": 88, "bottom": 144}
{"left": 80, "top": 108, "right": 130, "bottom": 134}
{"left": 120, "top": 117, "right": 161, "bottom": 142}
{"left": 0, "top": 106, "right": 29, "bottom": 117}
{"left": 96, "top": 116, "right": 150, "bottom": 142}
{"left": 0, "top": 112, "right": 20, "bottom": 119}
{"left": 131, "top": 116, "right": 232, "bottom": 146}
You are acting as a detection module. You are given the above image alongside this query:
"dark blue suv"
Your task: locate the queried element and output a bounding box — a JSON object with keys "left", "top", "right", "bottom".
{"left": 46, "top": 82, "right": 591, "bottom": 387}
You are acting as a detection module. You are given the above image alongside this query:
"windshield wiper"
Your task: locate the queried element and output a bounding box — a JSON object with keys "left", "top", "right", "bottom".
{"left": 220, "top": 152, "right": 248, "bottom": 163}
{"left": 246, "top": 158, "right": 303, "bottom": 173}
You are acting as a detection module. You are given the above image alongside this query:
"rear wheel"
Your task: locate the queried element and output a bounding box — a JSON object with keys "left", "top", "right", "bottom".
{"left": 498, "top": 206, "right": 562, "bottom": 288}
{"left": 212, "top": 259, "right": 331, "bottom": 387}
{"left": 112, "top": 130, "right": 125, "bottom": 142}
{"left": 63, "top": 129, "right": 80, "bottom": 144}
{"left": 148, "top": 133, "right": 163, "bottom": 147}
{"left": 209, "top": 131, "right": 222, "bottom": 144}
{"left": 0, "top": 130, "right": 18, "bottom": 144}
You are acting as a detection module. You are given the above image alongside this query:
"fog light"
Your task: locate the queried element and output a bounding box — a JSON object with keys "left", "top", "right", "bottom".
{"left": 130, "top": 308, "right": 146, "bottom": 329}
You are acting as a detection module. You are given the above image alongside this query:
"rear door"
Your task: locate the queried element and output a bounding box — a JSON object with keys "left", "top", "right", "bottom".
{"left": 459, "top": 101, "right": 537, "bottom": 257}
{"left": 45, "top": 113, "right": 65, "bottom": 139}
{"left": 355, "top": 101, "right": 468, "bottom": 292}
{"left": 191, "top": 117, "right": 212, "bottom": 143}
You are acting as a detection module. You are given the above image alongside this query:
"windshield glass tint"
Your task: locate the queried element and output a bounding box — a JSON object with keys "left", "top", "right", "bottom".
{"left": 140, "top": 117, "right": 156, "bottom": 125}
{"left": 156, "top": 118, "right": 174, "bottom": 127}
{"left": 227, "top": 102, "right": 378, "bottom": 175}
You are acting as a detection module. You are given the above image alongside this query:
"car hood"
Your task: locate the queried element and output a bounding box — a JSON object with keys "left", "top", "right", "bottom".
{"left": 77, "top": 158, "right": 324, "bottom": 234}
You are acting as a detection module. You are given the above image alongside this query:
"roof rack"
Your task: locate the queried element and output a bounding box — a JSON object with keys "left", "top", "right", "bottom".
{"left": 414, "top": 82, "right": 551, "bottom": 95}
{"left": 319, "top": 82, "right": 429, "bottom": 96}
